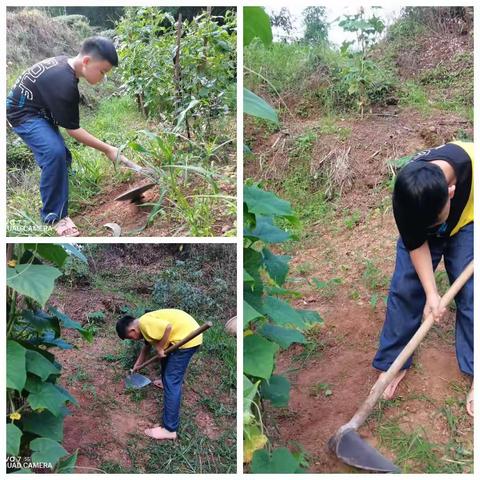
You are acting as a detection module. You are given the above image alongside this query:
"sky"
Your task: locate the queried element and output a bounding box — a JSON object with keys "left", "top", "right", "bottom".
{"left": 268, "top": 5, "right": 403, "bottom": 47}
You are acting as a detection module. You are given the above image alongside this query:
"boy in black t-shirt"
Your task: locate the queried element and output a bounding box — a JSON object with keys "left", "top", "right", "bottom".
{"left": 7, "top": 36, "right": 127, "bottom": 236}
{"left": 372, "top": 142, "right": 474, "bottom": 416}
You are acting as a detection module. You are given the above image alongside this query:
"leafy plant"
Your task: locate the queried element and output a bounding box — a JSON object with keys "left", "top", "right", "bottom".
{"left": 338, "top": 9, "right": 388, "bottom": 117}
{"left": 243, "top": 10, "right": 322, "bottom": 473}
{"left": 6, "top": 244, "right": 92, "bottom": 473}
{"left": 124, "top": 129, "right": 235, "bottom": 236}
{"left": 116, "top": 7, "right": 236, "bottom": 137}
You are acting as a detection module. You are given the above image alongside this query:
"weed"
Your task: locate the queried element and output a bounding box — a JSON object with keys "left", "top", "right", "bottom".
{"left": 66, "top": 367, "right": 90, "bottom": 385}
{"left": 126, "top": 387, "right": 148, "bottom": 403}
{"left": 343, "top": 210, "right": 361, "bottom": 229}
{"left": 296, "top": 262, "right": 314, "bottom": 276}
{"left": 311, "top": 277, "right": 342, "bottom": 299}
{"left": 378, "top": 419, "right": 471, "bottom": 473}
{"left": 362, "top": 259, "right": 389, "bottom": 291}
{"left": 292, "top": 333, "right": 324, "bottom": 366}
{"left": 291, "top": 131, "right": 317, "bottom": 159}
{"left": 87, "top": 311, "right": 106, "bottom": 323}
{"left": 309, "top": 382, "right": 333, "bottom": 398}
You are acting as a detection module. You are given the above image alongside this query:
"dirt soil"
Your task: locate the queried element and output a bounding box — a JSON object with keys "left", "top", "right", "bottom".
{"left": 50, "top": 286, "right": 233, "bottom": 473}
{"left": 247, "top": 79, "right": 473, "bottom": 473}
{"left": 72, "top": 171, "right": 236, "bottom": 237}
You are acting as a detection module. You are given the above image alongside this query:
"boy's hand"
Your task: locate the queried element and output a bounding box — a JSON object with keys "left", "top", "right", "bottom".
{"left": 157, "top": 348, "right": 166, "bottom": 358}
{"left": 424, "top": 292, "right": 445, "bottom": 322}
{"left": 104, "top": 146, "right": 120, "bottom": 164}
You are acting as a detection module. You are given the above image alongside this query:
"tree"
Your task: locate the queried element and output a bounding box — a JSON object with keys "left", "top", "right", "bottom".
{"left": 270, "top": 8, "right": 294, "bottom": 42}
{"left": 303, "top": 6, "right": 329, "bottom": 44}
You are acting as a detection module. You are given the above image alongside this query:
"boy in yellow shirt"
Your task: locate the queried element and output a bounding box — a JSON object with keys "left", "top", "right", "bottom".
{"left": 116, "top": 309, "right": 202, "bottom": 440}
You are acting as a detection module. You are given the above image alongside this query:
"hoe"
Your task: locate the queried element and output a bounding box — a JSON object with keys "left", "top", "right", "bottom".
{"left": 329, "top": 261, "right": 473, "bottom": 472}
{"left": 125, "top": 322, "right": 212, "bottom": 389}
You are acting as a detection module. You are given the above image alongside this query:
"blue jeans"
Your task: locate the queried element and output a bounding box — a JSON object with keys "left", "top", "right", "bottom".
{"left": 12, "top": 117, "right": 72, "bottom": 223}
{"left": 160, "top": 346, "right": 198, "bottom": 432}
{"left": 373, "top": 223, "right": 473, "bottom": 376}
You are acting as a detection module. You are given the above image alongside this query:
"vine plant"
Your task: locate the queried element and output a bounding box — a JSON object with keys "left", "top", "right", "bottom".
{"left": 6, "top": 244, "right": 92, "bottom": 473}
{"left": 243, "top": 8, "right": 323, "bottom": 473}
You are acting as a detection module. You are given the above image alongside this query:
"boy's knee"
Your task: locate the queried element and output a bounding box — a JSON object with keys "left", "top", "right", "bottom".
{"left": 42, "top": 141, "right": 67, "bottom": 165}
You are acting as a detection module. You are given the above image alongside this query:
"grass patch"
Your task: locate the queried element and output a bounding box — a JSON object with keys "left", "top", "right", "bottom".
{"left": 378, "top": 420, "right": 472, "bottom": 473}
{"left": 142, "top": 416, "right": 236, "bottom": 473}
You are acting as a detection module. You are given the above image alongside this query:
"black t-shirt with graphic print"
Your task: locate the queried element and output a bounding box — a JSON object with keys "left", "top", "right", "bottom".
{"left": 397, "top": 143, "right": 472, "bottom": 251}
{"left": 7, "top": 56, "right": 80, "bottom": 129}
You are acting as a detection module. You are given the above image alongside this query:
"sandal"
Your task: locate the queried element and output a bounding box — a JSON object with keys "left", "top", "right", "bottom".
{"left": 466, "top": 382, "right": 474, "bottom": 417}
{"left": 55, "top": 216, "right": 80, "bottom": 237}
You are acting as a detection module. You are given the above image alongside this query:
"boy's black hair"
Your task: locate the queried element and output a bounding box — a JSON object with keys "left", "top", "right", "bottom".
{"left": 393, "top": 161, "right": 448, "bottom": 234}
{"left": 116, "top": 315, "right": 136, "bottom": 339}
{"left": 80, "top": 36, "right": 118, "bottom": 67}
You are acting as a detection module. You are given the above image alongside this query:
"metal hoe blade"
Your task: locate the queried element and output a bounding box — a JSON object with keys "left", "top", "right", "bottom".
{"left": 329, "top": 428, "right": 400, "bottom": 473}
{"left": 115, "top": 183, "right": 156, "bottom": 202}
{"left": 125, "top": 373, "right": 152, "bottom": 389}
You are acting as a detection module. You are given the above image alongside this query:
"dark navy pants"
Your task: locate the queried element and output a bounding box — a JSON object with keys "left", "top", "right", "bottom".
{"left": 12, "top": 117, "right": 72, "bottom": 223}
{"left": 160, "top": 346, "right": 198, "bottom": 432}
{"left": 373, "top": 223, "right": 473, "bottom": 376}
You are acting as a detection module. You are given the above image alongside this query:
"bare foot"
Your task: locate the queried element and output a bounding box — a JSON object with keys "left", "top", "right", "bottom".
{"left": 153, "top": 378, "right": 163, "bottom": 389}
{"left": 379, "top": 369, "right": 407, "bottom": 400}
{"left": 466, "top": 381, "right": 474, "bottom": 417}
{"left": 145, "top": 426, "right": 177, "bottom": 440}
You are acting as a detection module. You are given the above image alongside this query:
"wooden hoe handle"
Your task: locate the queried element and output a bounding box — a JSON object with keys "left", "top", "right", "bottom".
{"left": 134, "top": 322, "right": 212, "bottom": 371}
{"left": 348, "top": 260, "right": 473, "bottom": 430}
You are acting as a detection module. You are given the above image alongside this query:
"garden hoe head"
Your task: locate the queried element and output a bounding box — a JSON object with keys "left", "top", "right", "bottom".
{"left": 114, "top": 182, "right": 156, "bottom": 202}
{"left": 125, "top": 372, "right": 151, "bottom": 389}
{"left": 328, "top": 427, "right": 400, "bottom": 473}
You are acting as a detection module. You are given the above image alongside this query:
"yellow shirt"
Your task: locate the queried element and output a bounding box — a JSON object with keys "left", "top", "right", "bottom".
{"left": 138, "top": 309, "right": 202, "bottom": 348}
{"left": 449, "top": 141, "right": 474, "bottom": 236}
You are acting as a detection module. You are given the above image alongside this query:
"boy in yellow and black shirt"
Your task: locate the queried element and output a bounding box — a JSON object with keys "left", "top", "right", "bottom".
{"left": 116, "top": 309, "right": 202, "bottom": 440}
{"left": 372, "top": 141, "right": 474, "bottom": 416}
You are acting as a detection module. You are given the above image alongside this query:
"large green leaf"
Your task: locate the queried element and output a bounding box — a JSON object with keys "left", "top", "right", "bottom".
{"left": 245, "top": 216, "right": 290, "bottom": 243}
{"left": 260, "top": 375, "right": 290, "bottom": 407}
{"left": 48, "top": 306, "right": 93, "bottom": 342}
{"left": 30, "top": 437, "right": 68, "bottom": 466}
{"left": 259, "top": 324, "right": 306, "bottom": 349}
{"left": 262, "top": 248, "right": 290, "bottom": 285}
{"left": 244, "top": 334, "right": 279, "bottom": 379}
{"left": 56, "top": 451, "right": 78, "bottom": 473}
{"left": 7, "top": 340, "right": 27, "bottom": 391}
{"left": 25, "top": 244, "right": 68, "bottom": 268}
{"left": 27, "top": 383, "right": 73, "bottom": 416}
{"left": 22, "top": 310, "right": 60, "bottom": 336}
{"left": 37, "top": 332, "right": 73, "bottom": 350}
{"left": 244, "top": 88, "right": 278, "bottom": 124}
{"left": 296, "top": 309, "right": 323, "bottom": 326}
{"left": 262, "top": 296, "right": 307, "bottom": 329}
{"left": 251, "top": 447, "right": 302, "bottom": 473}
{"left": 7, "top": 423, "right": 23, "bottom": 456}
{"left": 22, "top": 411, "right": 65, "bottom": 442}
{"left": 244, "top": 6, "right": 273, "bottom": 46}
{"left": 244, "top": 185, "right": 293, "bottom": 217}
{"left": 7, "top": 264, "right": 62, "bottom": 306}
{"left": 26, "top": 350, "right": 60, "bottom": 380}
{"left": 243, "top": 300, "right": 263, "bottom": 328}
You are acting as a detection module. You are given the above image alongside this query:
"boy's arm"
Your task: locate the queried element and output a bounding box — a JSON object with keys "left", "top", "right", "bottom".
{"left": 409, "top": 241, "right": 445, "bottom": 322}
{"left": 154, "top": 324, "right": 173, "bottom": 358}
{"left": 65, "top": 127, "right": 125, "bottom": 163}
{"left": 133, "top": 343, "right": 151, "bottom": 371}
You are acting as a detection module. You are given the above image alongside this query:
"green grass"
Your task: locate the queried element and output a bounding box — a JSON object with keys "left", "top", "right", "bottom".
{"left": 362, "top": 258, "right": 389, "bottom": 292}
